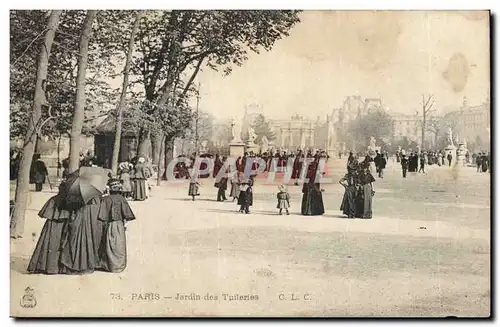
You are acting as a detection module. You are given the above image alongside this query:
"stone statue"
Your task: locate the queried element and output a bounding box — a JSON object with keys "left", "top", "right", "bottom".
{"left": 248, "top": 126, "right": 257, "bottom": 144}
{"left": 369, "top": 136, "right": 376, "bottom": 148}
{"left": 231, "top": 119, "right": 242, "bottom": 142}
{"left": 447, "top": 128, "right": 454, "bottom": 146}
{"left": 261, "top": 136, "right": 269, "bottom": 152}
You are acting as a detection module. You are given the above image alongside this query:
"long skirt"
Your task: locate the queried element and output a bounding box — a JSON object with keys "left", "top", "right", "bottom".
{"left": 134, "top": 179, "right": 147, "bottom": 201}
{"left": 188, "top": 183, "right": 199, "bottom": 196}
{"left": 230, "top": 182, "right": 240, "bottom": 198}
{"left": 301, "top": 188, "right": 324, "bottom": 216}
{"left": 27, "top": 220, "right": 66, "bottom": 274}
{"left": 120, "top": 173, "right": 132, "bottom": 193}
{"left": 355, "top": 184, "right": 373, "bottom": 219}
{"left": 98, "top": 221, "right": 127, "bottom": 273}
{"left": 340, "top": 186, "right": 356, "bottom": 218}
{"left": 59, "top": 201, "right": 103, "bottom": 274}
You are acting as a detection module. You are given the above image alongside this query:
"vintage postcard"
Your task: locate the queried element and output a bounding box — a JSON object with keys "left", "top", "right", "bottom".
{"left": 10, "top": 10, "right": 490, "bottom": 317}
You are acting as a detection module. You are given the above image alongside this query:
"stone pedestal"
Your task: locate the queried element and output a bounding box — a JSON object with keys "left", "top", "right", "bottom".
{"left": 229, "top": 141, "right": 245, "bottom": 158}
{"left": 456, "top": 143, "right": 467, "bottom": 167}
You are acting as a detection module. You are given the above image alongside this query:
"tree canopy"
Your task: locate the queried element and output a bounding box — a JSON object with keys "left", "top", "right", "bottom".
{"left": 347, "top": 107, "right": 394, "bottom": 151}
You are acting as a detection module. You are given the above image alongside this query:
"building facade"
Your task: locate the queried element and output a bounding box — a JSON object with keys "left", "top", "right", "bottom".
{"left": 448, "top": 97, "right": 490, "bottom": 150}
{"left": 390, "top": 112, "right": 421, "bottom": 142}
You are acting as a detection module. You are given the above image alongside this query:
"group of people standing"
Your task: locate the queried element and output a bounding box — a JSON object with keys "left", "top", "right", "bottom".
{"left": 28, "top": 173, "right": 136, "bottom": 275}
{"left": 339, "top": 153, "right": 376, "bottom": 219}
{"left": 474, "top": 152, "right": 491, "bottom": 173}
{"left": 187, "top": 152, "right": 329, "bottom": 216}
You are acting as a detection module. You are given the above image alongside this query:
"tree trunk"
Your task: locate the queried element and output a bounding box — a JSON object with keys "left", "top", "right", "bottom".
{"left": 162, "top": 137, "right": 175, "bottom": 179}
{"left": 111, "top": 11, "right": 143, "bottom": 173}
{"left": 156, "top": 134, "right": 166, "bottom": 186}
{"left": 10, "top": 10, "right": 62, "bottom": 239}
{"left": 56, "top": 133, "right": 61, "bottom": 178}
{"left": 151, "top": 132, "right": 163, "bottom": 165}
{"left": 137, "top": 129, "right": 149, "bottom": 157}
{"left": 69, "top": 10, "right": 97, "bottom": 172}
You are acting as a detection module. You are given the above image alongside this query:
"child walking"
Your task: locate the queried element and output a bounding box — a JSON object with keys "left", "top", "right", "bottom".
{"left": 188, "top": 172, "right": 200, "bottom": 201}
{"left": 118, "top": 162, "right": 133, "bottom": 199}
{"left": 237, "top": 176, "right": 254, "bottom": 214}
{"left": 276, "top": 184, "right": 291, "bottom": 215}
{"left": 230, "top": 172, "right": 242, "bottom": 202}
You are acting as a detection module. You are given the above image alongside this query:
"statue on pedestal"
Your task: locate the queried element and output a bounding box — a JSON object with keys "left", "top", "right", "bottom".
{"left": 369, "top": 136, "right": 376, "bottom": 149}
{"left": 447, "top": 128, "right": 454, "bottom": 146}
{"left": 247, "top": 126, "right": 257, "bottom": 145}
{"left": 231, "top": 119, "right": 242, "bottom": 143}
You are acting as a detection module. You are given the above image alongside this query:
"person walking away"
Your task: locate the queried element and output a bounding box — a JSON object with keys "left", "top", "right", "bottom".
{"left": 230, "top": 171, "right": 241, "bottom": 202}
{"left": 292, "top": 151, "right": 303, "bottom": 186}
{"left": 237, "top": 176, "right": 254, "bottom": 214}
{"left": 118, "top": 162, "right": 133, "bottom": 199}
{"left": 276, "top": 185, "right": 291, "bottom": 215}
{"left": 355, "top": 163, "right": 376, "bottom": 219}
{"left": 378, "top": 153, "right": 387, "bottom": 178}
{"left": 401, "top": 154, "right": 408, "bottom": 178}
{"left": 300, "top": 158, "right": 325, "bottom": 216}
{"left": 476, "top": 153, "right": 483, "bottom": 172}
{"left": 97, "top": 179, "right": 136, "bottom": 273}
{"left": 447, "top": 152, "right": 453, "bottom": 167}
{"left": 27, "top": 186, "right": 72, "bottom": 273}
{"left": 418, "top": 152, "right": 426, "bottom": 173}
{"left": 58, "top": 193, "right": 103, "bottom": 275}
{"left": 213, "top": 154, "right": 222, "bottom": 178}
{"left": 30, "top": 154, "right": 48, "bottom": 192}
{"left": 133, "top": 157, "right": 148, "bottom": 201}
{"left": 374, "top": 150, "right": 381, "bottom": 176}
{"left": 216, "top": 175, "right": 228, "bottom": 202}
{"left": 339, "top": 170, "right": 358, "bottom": 218}
{"left": 188, "top": 172, "right": 200, "bottom": 201}
{"left": 481, "top": 152, "right": 489, "bottom": 173}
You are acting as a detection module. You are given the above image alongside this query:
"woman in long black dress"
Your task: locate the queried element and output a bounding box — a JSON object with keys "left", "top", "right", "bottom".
{"left": 58, "top": 195, "right": 103, "bottom": 275}
{"left": 133, "top": 157, "right": 147, "bottom": 201}
{"left": 301, "top": 158, "right": 325, "bottom": 216}
{"left": 355, "top": 163, "right": 376, "bottom": 219}
{"left": 339, "top": 170, "right": 358, "bottom": 218}
{"left": 237, "top": 176, "right": 254, "bottom": 214}
{"left": 27, "top": 190, "right": 71, "bottom": 274}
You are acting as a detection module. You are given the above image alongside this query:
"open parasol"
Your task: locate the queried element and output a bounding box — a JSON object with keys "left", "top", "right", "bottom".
{"left": 59, "top": 166, "right": 110, "bottom": 207}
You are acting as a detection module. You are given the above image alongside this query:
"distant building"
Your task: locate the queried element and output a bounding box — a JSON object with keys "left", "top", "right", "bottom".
{"left": 269, "top": 114, "right": 318, "bottom": 150}
{"left": 327, "top": 95, "right": 385, "bottom": 151}
{"left": 389, "top": 112, "right": 421, "bottom": 143}
{"left": 452, "top": 97, "right": 490, "bottom": 149}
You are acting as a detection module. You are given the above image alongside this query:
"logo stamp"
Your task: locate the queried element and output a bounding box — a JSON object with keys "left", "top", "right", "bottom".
{"left": 20, "top": 287, "right": 37, "bottom": 308}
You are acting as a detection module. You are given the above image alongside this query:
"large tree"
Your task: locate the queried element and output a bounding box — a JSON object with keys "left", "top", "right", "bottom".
{"left": 10, "top": 10, "right": 63, "bottom": 239}
{"left": 251, "top": 114, "right": 276, "bottom": 145}
{"left": 111, "top": 11, "right": 144, "bottom": 173}
{"left": 10, "top": 10, "right": 122, "bottom": 144}
{"left": 129, "top": 10, "right": 301, "bottom": 165}
{"left": 347, "top": 107, "right": 394, "bottom": 151}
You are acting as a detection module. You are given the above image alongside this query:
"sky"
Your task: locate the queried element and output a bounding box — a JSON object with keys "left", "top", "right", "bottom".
{"left": 193, "top": 11, "right": 490, "bottom": 120}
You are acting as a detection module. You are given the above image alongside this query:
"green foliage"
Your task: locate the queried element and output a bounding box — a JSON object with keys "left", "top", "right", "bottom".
{"left": 251, "top": 114, "right": 276, "bottom": 144}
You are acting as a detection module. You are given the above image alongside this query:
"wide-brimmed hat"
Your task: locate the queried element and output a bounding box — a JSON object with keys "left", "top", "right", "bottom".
{"left": 108, "top": 178, "right": 123, "bottom": 192}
